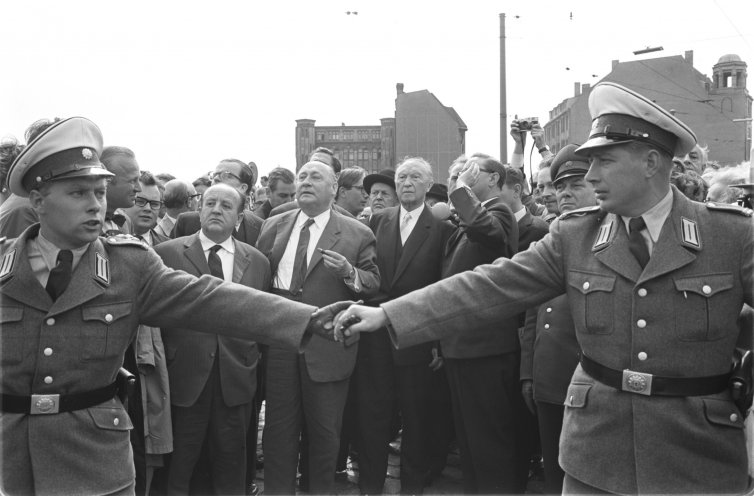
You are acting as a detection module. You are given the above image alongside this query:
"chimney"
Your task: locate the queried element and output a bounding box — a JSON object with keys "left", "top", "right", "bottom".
{"left": 574, "top": 82, "right": 581, "bottom": 97}
{"left": 685, "top": 50, "right": 694, "bottom": 66}
{"left": 582, "top": 83, "right": 591, "bottom": 94}
{"left": 612, "top": 59, "right": 619, "bottom": 70}
{"left": 396, "top": 83, "right": 404, "bottom": 95}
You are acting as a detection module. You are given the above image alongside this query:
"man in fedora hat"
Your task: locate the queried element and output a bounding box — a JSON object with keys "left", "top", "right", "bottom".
{"left": 338, "top": 82, "right": 754, "bottom": 494}
{"left": 0, "top": 116, "right": 349, "bottom": 495}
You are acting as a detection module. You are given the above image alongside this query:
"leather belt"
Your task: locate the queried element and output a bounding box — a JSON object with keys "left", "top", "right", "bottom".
{"left": 580, "top": 354, "right": 730, "bottom": 397}
{"left": 1, "top": 382, "right": 118, "bottom": 415}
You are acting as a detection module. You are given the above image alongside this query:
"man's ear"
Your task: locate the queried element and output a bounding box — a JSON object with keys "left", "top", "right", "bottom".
{"left": 28, "top": 189, "right": 45, "bottom": 214}
{"left": 645, "top": 149, "right": 664, "bottom": 178}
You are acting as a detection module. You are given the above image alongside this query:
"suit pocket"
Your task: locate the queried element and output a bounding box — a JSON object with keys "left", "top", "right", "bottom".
{"left": 567, "top": 270, "right": 616, "bottom": 334}
{"left": 0, "top": 306, "right": 25, "bottom": 364}
{"left": 80, "top": 301, "right": 133, "bottom": 361}
{"left": 564, "top": 383, "right": 592, "bottom": 408}
{"left": 673, "top": 273, "right": 734, "bottom": 341}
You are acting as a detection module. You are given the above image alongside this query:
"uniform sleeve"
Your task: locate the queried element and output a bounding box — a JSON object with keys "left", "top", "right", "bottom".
{"left": 382, "top": 222, "right": 567, "bottom": 350}
{"left": 135, "top": 248, "right": 316, "bottom": 350}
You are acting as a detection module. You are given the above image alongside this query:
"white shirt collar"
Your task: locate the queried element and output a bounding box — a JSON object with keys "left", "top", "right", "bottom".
{"left": 297, "top": 208, "right": 331, "bottom": 230}
{"left": 621, "top": 188, "right": 673, "bottom": 244}
{"left": 513, "top": 206, "right": 527, "bottom": 222}
{"left": 199, "top": 230, "right": 236, "bottom": 254}
{"left": 36, "top": 231, "right": 88, "bottom": 272}
{"left": 399, "top": 203, "right": 425, "bottom": 220}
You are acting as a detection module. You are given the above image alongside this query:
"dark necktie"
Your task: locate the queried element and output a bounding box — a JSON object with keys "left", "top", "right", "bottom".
{"left": 46, "top": 249, "right": 73, "bottom": 301}
{"left": 289, "top": 218, "right": 315, "bottom": 294}
{"left": 208, "top": 245, "right": 225, "bottom": 280}
{"left": 628, "top": 217, "right": 650, "bottom": 269}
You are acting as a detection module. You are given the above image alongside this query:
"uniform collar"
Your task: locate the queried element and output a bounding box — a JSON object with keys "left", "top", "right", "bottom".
{"left": 35, "top": 231, "right": 89, "bottom": 272}
{"left": 621, "top": 188, "right": 673, "bottom": 244}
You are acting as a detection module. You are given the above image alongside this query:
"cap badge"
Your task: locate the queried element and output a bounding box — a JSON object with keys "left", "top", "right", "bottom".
{"left": 82, "top": 148, "right": 93, "bottom": 160}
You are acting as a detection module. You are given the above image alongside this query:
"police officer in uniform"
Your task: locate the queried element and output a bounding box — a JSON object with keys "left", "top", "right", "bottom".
{"left": 339, "top": 82, "right": 754, "bottom": 494}
{"left": 0, "top": 117, "right": 348, "bottom": 495}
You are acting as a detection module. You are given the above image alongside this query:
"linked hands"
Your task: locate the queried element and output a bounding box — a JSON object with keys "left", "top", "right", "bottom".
{"left": 332, "top": 304, "right": 388, "bottom": 341}
{"left": 308, "top": 300, "right": 363, "bottom": 341}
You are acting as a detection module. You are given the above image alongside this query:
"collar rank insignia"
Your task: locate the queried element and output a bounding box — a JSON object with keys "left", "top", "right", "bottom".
{"left": 0, "top": 249, "right": 16, "bottom": 280}
{"left": 95, "top": 252, "right": 110, "bottom": 285}
{"left": 681, "top": 217, "right": 701, "bottom": 250}
{"left": 593, "top": 219, "right": 613, "bottom": 250}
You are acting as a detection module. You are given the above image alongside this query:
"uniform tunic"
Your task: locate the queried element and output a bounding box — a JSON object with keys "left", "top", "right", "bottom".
{"left": 0, "top": 224, "right": 315, "bottom": 495}
{"left": 382, "top": 188, "right": 753, "bottom": 494}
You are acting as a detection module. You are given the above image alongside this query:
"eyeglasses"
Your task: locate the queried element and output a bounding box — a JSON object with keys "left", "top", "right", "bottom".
{"left": 209, "top": 171, "right": 242, "bottom": 183}
{"left": 134, "top": 197, "right": 163, "bottom": 210}
{"left": 188, "top": 193, "right": 203, "bottom": 200}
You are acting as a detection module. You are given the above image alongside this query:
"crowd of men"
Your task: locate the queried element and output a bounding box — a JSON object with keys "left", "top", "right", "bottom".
{"left": 0, "top": 80, "right": 753, "bottom": 496}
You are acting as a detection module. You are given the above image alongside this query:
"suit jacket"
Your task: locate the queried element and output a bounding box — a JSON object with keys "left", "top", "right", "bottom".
{"left": 256, "top": 208, "right": 380, "bottom": 382}
{"left": 172, "top": 210, "right": 264, "bottom": 247}
{"left": 519, "top": 295, "right": 580, "bottom": 404}
{"left": 153, "top": 215, "right": 175, "bottom": 239}
{"left": 256, "top": 199, "right": 273, "bottom": 220}
{"left": 0, "top": 224, "right": 316, "bottom": 495}
{"left": 155, "top": 233, "right": 271, "bottom": 407}
{"left": 517, "top": 210, "right": 550, "bottom": 252}
{"left": 381, "top": 188, "right": 753, "bottom": 494}
{"left": 440, "top": 189, "right": 519, "bottom": 358}
{"left": 370, "top": 205, "right": 454, "bottom": 366}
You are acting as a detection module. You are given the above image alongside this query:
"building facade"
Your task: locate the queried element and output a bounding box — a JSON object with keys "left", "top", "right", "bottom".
{"left": 544, "top": 51, "right": 752, "bottom": 165}
{"left": 296, "top": 84, "right": 466, "bottom": 183}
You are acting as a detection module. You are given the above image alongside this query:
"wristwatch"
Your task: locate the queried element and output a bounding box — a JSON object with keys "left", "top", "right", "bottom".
{"left": 538, "top": 145, "right": 550, "bottom": 154}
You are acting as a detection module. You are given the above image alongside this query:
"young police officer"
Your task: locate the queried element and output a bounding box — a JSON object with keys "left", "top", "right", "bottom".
{"left": 0, "top": 117, "right": 347, "bottom": 495}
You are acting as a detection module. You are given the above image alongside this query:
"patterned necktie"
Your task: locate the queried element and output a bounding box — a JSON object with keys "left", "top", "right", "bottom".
{"left": 400, "top": 212, "right": 412, "bottom": 245}
{"left": 208, "top": 245, "right": 225, "bottom": 280}
{"left": 46, "top": 249, "right": 73, "bottom": 301}
{"left": 290, "top": 218, "right": 315, "bottom": 294}
{"left": 628, "top": 217, "right": 650, "bottom": 269}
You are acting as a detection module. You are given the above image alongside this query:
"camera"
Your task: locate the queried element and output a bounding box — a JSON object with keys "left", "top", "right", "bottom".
{"left": 518, "top": 117, "right": 539, "bottom": 131}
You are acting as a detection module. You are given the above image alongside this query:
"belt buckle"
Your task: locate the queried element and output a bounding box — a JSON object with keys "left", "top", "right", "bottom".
{"left": 30, "top": 394, "right": 60, "bottom": 414}
{"left": 622, "top": 370, "right": 653, "bottom": 395}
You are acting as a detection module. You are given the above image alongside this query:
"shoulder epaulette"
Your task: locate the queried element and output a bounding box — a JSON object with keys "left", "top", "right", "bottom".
{"left": 559, "top": 205, "right": 601, "bottom": 220}
{"left": 104, "top": 233, "right": 148, "bottom": 249}
{"left": 706, "top": 202, "right": 753, "bottom": 217}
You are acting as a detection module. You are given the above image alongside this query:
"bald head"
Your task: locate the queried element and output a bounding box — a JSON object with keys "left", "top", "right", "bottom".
{"left": 163, "top": 179, "right": 198, "bottom": 214}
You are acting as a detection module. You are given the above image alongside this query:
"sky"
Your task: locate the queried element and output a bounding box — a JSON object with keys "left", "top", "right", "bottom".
{"left": 3, "top": 0, "right": 753, "bottom": 182}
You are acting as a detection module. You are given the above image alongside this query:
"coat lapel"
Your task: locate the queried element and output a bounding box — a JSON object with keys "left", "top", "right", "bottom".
{"left": 0, "top": 226, "right": 51, "bottom": 313}
{"left": 270, "top": 212, "right": 298, "bottom": 276}
{"left": 393, "top": 207, "right": 431, "bottom": 284}
{"left": 593, "top": 213, "right": 643, "bottom": 282}
{"left": 232, "top": 239, "right": 251, "bottom": 283}
{"left": 306, "top": 210, "right": 341, "bottom": 278}
{"left": 184, "top": 233, "right": 210, "bottom": 276}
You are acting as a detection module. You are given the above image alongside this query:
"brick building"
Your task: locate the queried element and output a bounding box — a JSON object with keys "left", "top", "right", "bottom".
{"left": 296, "top": 84, "right": 466, "bottom": 183}
{"left": 544, "top": 51, "right": 751, "bottom": 165}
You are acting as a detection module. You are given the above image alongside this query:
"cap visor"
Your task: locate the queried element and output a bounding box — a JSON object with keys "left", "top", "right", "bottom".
{"left": 575, "top": 136, "right": 636, "bottom": 156}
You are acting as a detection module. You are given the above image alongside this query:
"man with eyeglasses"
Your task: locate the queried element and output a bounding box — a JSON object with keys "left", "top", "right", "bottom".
{"left": 172, "top": 159, "right": 264, "bottom": 247}
{"left": 124, "top": 172, "right": 169, "bottom": 247}
{"left": 335, "top": 167, "right": 368, "bottom": 218}
{"left": 156, "top": 179, "right": 198, "bottom": 238}
{"left": 101, "top": 146, "right": 142, "bottom": 236}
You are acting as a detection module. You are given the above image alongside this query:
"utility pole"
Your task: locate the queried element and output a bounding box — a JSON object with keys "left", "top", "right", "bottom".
{"left": 499, "top": 13, "right": 507, "bottom": 163}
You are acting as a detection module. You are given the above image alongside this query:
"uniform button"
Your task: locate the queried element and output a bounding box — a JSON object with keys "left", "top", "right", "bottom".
{"left": 582, "top": 282, "right": 590, "bottom": 291}
{"left": 210, "top": 353, "right": 215, "bottom": 358}
{"left": 637, "top": 352, "right": 647, "bottom": 361}
{"left": 46, "top": 318, "right": 55, "bottom": 326}
{"left": 731, "top": 413, "right": 739, "bottom": 422}
{"left": 702, "top": 285, "right": 712, "bottom": 295}
{"left": 105, "top": 314, "right": 114, "bottom": 323}
{"left": 637, "top": 288, "right": 647, "bottom": 297}
{"left": 546, "top": 307, "right": 552, "bottom": 313}
{"left": 113, "top": 417, "right": 120, "bottom": 426}
{"left": 43, "top": 347, "right": 53, "bottom": 356}
{"left": 544, "top": 324, "right": 550, "bottom": 329}
{"left": 637, "top": 319, "right": 647, "bottom": 328}
{"left": 44, "top": 376, "right": 53, "bottom": 384}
